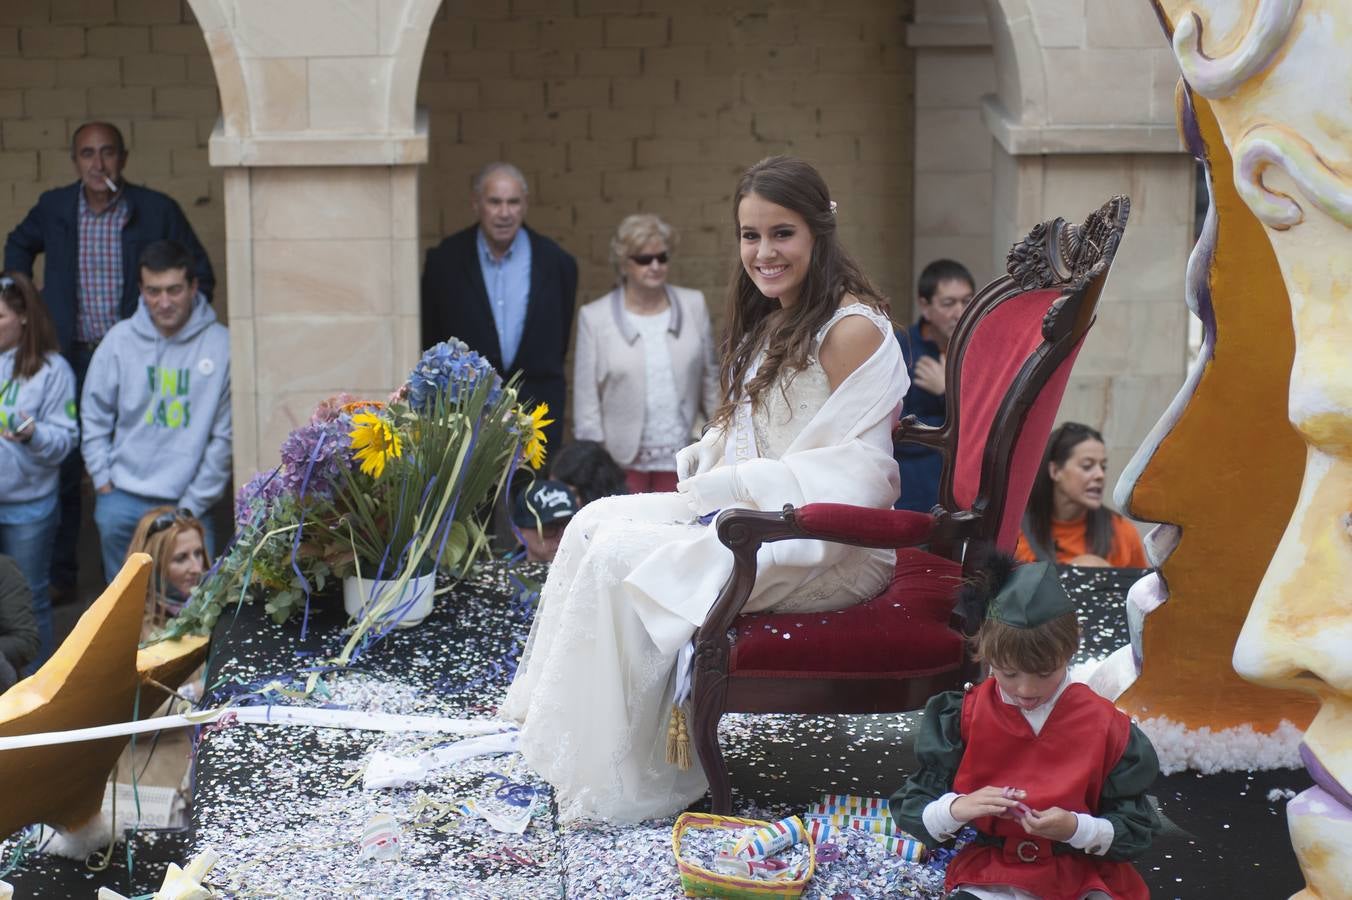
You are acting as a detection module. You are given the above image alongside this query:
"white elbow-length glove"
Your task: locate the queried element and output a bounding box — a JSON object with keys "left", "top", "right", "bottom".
{"left": 675, "top": 429, "right": 724, "bottom": 481}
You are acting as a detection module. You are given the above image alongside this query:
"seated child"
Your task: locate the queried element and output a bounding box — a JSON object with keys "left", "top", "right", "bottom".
{"left": 890, "top": 556, "right": 1161, "bottom": 900}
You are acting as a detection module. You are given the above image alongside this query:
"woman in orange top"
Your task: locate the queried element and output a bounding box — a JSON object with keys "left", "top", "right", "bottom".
{"left": 1014, "top": 422, "right": 1148, "bottom": 568}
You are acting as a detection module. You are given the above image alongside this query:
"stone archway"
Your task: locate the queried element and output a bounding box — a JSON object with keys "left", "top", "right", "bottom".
{"left": 186, "top": 0, "right": 442, "bottom": 480}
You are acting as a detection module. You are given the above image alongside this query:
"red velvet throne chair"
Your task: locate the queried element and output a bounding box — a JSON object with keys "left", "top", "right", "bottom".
{"left": 692, "top": 196, "right": 1132, "bottom": 814}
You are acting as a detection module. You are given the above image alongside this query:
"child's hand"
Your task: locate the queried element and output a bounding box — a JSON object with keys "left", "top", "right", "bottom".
{"left": 950, "top": 786, "right": 1026, "bottom": 823}
{"left": 1019, "top": 805, "right": 1078, "bottom": 842}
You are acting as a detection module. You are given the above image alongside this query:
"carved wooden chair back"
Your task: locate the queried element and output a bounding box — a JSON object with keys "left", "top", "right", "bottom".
{"left": 904, "top": 195, "right": 1131, "bottom": 562}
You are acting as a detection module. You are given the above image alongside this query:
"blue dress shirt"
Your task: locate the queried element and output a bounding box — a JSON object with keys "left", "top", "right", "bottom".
{"left": 476, "top": 227, "right": 532, "bottom": 370}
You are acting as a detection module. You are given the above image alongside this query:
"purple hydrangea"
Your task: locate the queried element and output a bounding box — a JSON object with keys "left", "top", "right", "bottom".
{"left": 235, "top": 468, "right": 283, "bottom": 526}
{"left": 278, "top": 418, "right": 351, "bottom": 500}
{"left": 407, "top": 339, "right": 503, "bottom": 412}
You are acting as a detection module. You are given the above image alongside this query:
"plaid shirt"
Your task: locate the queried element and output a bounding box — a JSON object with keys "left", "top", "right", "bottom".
{"left": 75, "top": 188, "right": 130, "bottom": 343}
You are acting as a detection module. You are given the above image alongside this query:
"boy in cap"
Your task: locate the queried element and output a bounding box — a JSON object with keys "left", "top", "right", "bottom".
{"left": 512, "top": 479, "right": 579, "bottom": 563}
{"left": 890, "top": 556, "right": 1160, "bottom": 900}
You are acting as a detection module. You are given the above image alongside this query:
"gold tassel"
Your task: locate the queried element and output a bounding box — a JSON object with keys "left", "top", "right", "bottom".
{"left": 665, "top": 704, "right": 691, "bottom": 770}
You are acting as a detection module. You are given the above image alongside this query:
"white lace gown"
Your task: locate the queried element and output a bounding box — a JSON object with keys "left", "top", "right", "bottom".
{"left": 500, "top": 304, "right": 907, "bottom": 823}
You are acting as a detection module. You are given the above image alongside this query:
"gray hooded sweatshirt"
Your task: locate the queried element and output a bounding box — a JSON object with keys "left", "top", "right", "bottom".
{"left": 81, "top": 293, "right": 231, "bottom": 517}
{"left": 0, "top": 348, "right": 78, "bottom": 504}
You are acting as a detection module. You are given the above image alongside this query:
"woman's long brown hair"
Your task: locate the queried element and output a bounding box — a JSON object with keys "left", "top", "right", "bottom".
{"left": 0, "top": 272, "right": 59, "bottom": 379}
{"left": 711, "top": 156, "right": 889, "bottom": 427}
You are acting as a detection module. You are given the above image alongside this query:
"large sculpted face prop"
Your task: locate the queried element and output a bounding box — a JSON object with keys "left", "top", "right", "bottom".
{"left": 1146, "top": 1, "right": 1352, "bottom": 895}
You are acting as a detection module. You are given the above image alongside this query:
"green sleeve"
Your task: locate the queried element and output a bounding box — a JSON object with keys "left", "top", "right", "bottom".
{"left": 1099, "top": 722, "right": 1163, "bottom": 861}
{"left": 0, "top": 557, "right": 38, "bottom": 669}
{"left": 889, "top": 690, "right": 966, "bottom": 847}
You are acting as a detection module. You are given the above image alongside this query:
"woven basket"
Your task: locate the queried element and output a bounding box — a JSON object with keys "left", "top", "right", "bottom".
{"left": 672, "top": 812, "right": 816, "bottom": 899}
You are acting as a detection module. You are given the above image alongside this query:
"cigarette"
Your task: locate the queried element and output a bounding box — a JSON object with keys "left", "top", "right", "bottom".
{"left": 103, "top": 176, "right": 118, "bottom": 192}
{"left": 14, "top": 416, "right": 35, "bottom": 434}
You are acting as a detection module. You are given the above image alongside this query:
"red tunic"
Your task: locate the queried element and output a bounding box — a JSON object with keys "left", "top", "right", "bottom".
{"left": 945, "top": 680, "right": 1150, "bottom": 900}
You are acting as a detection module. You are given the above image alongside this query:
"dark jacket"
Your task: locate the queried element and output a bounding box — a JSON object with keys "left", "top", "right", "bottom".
{"left": 420, "top": 225, "right": 578, "bottom": 450}
{"left": 4, "top": 181, "right": 215, "bottom": 354}
{"left": 0, "top": 555, "right": 39, "bottom": 675}
{"left": 894, "top": 321, "right": 947, "bottom": 513}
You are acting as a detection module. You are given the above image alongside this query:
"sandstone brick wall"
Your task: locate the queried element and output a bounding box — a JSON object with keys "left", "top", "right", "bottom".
{"left": 418, "top": 1, "right": 917, "bottom": 326}
{"left": 0, "top": 0, "right": 225, "bottom": 317}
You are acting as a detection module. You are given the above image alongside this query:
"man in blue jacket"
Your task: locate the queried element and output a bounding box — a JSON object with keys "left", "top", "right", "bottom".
{"left": 4, "top": 121, "right": 214, "bottom": 597}
{"left": 894, "top": 259, "right": 974, "bottom": 512}
{"left": 421, "top": 162, "right": 577, "bottom": 452}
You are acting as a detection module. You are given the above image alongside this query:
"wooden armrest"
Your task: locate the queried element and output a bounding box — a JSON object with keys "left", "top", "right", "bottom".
{"left": 793, "top": 503, "right": 935, "bottom": 548}
{"left": 699, "top": 504, "right": 936, "bottom": 642}
{"left": 893, "top": 415, "right": 949, "bottom": 450}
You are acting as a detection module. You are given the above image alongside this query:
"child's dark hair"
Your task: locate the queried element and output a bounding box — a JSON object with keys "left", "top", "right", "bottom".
{"left": 973, "top": 613, "right": 1080, "bottom": 674}
{"left": 958, "top": 551, "right": 1080, "bottom": 673}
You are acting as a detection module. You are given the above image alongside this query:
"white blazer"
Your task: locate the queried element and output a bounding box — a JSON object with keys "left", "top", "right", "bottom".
{"left": 571, "top": 284, "right": 721, "bottom": 468}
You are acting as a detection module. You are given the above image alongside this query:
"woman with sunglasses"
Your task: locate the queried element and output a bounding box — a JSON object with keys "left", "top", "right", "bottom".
{"left": 126, "top": 506, "right": 209, "bottom": 638}
{"left": 1015, "top": 422, "right": 1147, "bottom": 568}
{"left": 0, "top": 272, "right": 78, "bottom": 668}
{"left": 572, "top": 213, "right": 720, "bottom": 493}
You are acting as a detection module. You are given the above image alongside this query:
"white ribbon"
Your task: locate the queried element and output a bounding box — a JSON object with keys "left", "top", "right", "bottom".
{"left": 0, "top": 705, "right": 514, "bottom": 751}
{"left": 362, "top": 731, "right": 521, "bottom": 791}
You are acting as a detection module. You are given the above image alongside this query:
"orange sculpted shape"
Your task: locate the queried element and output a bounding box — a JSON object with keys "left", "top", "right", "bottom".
{"left": 1115, "top": 84, "right": 1318, "bottom": 731}
{"left": 0, "top": 554, "right": 172, "bottom": 836}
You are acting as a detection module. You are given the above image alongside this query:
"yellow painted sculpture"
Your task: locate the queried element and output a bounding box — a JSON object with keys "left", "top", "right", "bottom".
{"left": 1149, "top": 2, "right": 1352, "bottom": 896}
{"left": 1116, "top": 83, "right": 1318, "bottom": 731}
{"left": 0, "top": 554, "right": 208, "bottom": 839}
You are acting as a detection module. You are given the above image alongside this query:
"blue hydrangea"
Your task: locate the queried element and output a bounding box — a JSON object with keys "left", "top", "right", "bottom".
{"left": 407, "top": 339, "right": 503, "bottom": 411}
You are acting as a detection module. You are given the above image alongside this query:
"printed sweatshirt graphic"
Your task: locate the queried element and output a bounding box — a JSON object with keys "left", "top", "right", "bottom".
{"left": 80, "top": 293, "right": 231, "bottom": 516}
{"left": 0, "top": 348, "right": 78, "bottom": 504}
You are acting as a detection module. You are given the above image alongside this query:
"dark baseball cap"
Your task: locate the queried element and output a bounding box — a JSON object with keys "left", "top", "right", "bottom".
{"left": 511, "top": 479, "right": 580, "bottom": 528}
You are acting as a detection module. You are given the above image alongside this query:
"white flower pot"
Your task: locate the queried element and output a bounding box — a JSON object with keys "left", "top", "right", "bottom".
{"left": 342, "top": 573, "right": 435, "bottom": 629}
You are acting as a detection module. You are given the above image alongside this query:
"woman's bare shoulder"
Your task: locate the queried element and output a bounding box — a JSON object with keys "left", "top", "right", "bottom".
{"left": 818, "top": 303, "right": 886, "bottom": 389}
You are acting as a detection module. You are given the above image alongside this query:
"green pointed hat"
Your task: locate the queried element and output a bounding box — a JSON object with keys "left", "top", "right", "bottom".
{"left": 987, "top": 561, "right": 1075, "bottom": 628}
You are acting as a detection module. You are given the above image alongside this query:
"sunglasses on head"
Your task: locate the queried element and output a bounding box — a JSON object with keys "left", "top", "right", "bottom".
{"left": 147, "top": 508, "right": 195, "bottom": 538}
{"left": 629, "top": 253, "right": 669, "bottom": 266}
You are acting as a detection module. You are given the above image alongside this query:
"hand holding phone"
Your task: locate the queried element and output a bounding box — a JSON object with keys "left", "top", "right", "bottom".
{"left": 5, "top": 414, "right": 36, "bottom": 443}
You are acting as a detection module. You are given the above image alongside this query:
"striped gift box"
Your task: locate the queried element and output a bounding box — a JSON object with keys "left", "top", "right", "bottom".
{"left": 847, "top": 816, "right": 900, "bottom": 836}
{"left": 737, "top": 816, "right": 806, "bottom": 859}
{"left": 806, "top": 794, "right": 888, "bottom": 819}
{"left": 803, "top": 818, "right": 836, "bottom": 845}
{"left": 870, "top": 832, "right": 927, "bottom": 862}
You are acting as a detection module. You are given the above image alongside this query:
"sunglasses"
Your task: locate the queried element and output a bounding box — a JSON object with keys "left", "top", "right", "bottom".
{"left": 629, "top": 253, "right": 669, "bottom": 266}
{"left": 147, "top": 508, "right": 195, "bottom": 538}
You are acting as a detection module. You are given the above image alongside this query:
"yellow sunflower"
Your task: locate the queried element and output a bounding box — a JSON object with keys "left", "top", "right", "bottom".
{"left": 521, "top": 403, "right": 553, "bottom": 470}
{"left": 349, "top": 411, "right": 403, "bottom": 479}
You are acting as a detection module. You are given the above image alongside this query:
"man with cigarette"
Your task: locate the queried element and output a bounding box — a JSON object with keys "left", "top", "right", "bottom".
{"left": 3, "top": 121, "right": 215, "bottom": 600}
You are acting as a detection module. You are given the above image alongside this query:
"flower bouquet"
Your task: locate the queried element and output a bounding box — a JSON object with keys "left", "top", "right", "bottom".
{"left": 159, "top": 339, "right": 550, "bottom": 642}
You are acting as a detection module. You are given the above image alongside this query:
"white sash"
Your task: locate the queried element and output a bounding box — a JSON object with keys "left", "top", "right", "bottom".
{"left": 723, "top": 351, "right": 762, "bottom": 466}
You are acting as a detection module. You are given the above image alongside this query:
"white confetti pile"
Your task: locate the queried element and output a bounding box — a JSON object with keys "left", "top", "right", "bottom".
{"left": 1137, "top": 716, "right": 1304, "bottom": 775}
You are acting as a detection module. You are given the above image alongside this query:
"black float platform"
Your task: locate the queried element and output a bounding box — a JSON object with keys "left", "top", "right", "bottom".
{"left": 0, "top": 564, "right": 1310, "bottom": 897}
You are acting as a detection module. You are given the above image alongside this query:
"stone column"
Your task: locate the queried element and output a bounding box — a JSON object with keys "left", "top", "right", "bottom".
{"left": 908, "top": 0, "right": 998, "bottom": 289}
{"left": 982, "top": 0, "right": 1193, "bottom": 495}
{"left": 189, "top": 0, "right": 439, "bottom": 482}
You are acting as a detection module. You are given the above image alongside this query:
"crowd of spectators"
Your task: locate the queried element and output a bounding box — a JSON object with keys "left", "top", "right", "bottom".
{"left": 0, "top": 124, "right": 1145, "bottom": 671}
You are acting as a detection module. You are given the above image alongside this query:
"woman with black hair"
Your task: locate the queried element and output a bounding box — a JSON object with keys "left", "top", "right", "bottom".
{"left": 1015, "top": 422, "right": 1147, "bottom": 568}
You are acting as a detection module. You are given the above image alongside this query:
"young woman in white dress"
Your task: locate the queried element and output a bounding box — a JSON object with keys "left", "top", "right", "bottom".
{"left": 501, "top": 156, "right": 910, "bottom": 823}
